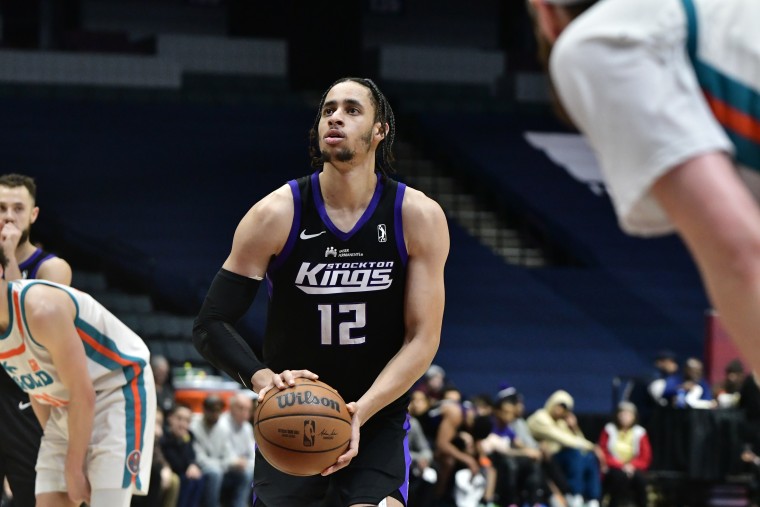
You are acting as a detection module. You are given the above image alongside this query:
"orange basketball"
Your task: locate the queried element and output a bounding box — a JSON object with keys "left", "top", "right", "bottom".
{"left": 253, "top": 378, "right": 352, "bottom": 476}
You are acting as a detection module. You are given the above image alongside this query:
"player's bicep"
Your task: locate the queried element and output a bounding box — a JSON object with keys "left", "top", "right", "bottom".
{"left": 37, "top": 258, "right": 73, "bottom": 285}
{"left": 223, "top": 185, "right": 294, "bottom": 278}
{"left": 403, "top": 193, "right": 449, "bottom": 342}
{"left": 25, "top": 289, "right": 93, "bottom": 396}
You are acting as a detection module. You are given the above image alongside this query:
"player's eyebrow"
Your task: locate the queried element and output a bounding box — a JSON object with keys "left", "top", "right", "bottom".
{"left": 323, "top": 98, "right": 364, "bottom": 110}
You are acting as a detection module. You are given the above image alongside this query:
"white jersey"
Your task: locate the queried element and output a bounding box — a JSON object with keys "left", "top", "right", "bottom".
{"left": 0, "top": 279, "right": 150, "bottom": 405}
{"left": 551, "top": 0, "right": 760, "bottom": 236}
{"left": 0, "top": 280, "right": 155, "bottom": 495}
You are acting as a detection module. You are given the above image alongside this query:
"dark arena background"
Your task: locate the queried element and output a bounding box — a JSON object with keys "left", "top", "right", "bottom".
{"left": 0, "top": 1, "right": 756, "bottom": 506}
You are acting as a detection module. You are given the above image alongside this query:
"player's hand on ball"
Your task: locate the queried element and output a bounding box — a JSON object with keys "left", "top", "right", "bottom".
{"left": 254, "top": 368, "right": 319, "bottom": 400}
{"left": 321, "top": 401, "right": 360, "bottom": 476}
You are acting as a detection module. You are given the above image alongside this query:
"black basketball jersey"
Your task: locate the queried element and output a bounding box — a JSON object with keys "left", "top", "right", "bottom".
{"left": 264, "top": 171, "right": 409, "bottom": 416}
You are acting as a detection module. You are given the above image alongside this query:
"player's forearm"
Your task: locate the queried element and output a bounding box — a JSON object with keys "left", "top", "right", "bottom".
{"left": 356, "top": 333, "right": 438, "bottom": 423}
{"left": 65, "top": 388, "right": 95, "bottom": 470}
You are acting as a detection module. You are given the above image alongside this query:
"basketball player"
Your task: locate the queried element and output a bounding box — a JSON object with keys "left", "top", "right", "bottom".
{"left": 530, "top": 0, "right": 760, "bottom": 374}
{"left": 0, "top": 247, "right": 155, "bottom": 507}
{"left": 194, "top": 77, "right": 449, "bottom": 506}
{"left": 0, "top": 173, "right": 72, "bottom": 506}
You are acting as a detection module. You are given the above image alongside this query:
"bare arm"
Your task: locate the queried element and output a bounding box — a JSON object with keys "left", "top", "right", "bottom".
{"left": 222, "top": 184, "right": 293, "bottom": 279}
{"left": 216, "top": 185, "right": 319, "bottom": 393}
{"left": 354, "top": 188, "right": 449, "bottom": 423}
{"left": 36, "top": 257, "right": 73, "bottom": 285}
{"left": 25, "top": 286, "right": 94, "bottom": 504}
{"left": 435, "top": 404, "right": 478, "bottom": 472}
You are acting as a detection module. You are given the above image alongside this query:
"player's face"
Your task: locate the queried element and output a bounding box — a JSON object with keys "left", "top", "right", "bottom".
{"left": 318, "top": 81, "right": 384, "bottom": 167}
{"left": 0, "top": 186, "right": 38, "bottom": 244}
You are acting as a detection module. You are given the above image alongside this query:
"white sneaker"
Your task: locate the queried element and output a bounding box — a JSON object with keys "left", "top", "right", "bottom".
{"left": 566, "top": 494, "right": 583, "bottom": 507}
{"left": 584, "top": 500, "right": 600, "bottom": 507}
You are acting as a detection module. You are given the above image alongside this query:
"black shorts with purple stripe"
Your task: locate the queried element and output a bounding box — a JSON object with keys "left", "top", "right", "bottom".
{"left": 253, "top": 409, "right": 410, "bottom": 507}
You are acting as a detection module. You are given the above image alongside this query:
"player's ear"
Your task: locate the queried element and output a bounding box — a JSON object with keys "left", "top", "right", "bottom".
{"left": 375, "top": 122, "right": 388, "bottom": 140}
{"left": 30, "top": 206, "right": 39, "bottom": 224}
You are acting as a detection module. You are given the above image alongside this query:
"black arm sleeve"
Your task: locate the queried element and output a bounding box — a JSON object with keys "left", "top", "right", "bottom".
{"left": 192, "top": 268, "right": 266, "bottom": 388}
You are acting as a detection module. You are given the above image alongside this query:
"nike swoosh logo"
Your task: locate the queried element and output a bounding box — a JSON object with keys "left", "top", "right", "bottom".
{"left": 18, "top": 401, "right": 31, "bottom": 411}
{"left": 300, "top": 230, "right": 326, "bottom": 240}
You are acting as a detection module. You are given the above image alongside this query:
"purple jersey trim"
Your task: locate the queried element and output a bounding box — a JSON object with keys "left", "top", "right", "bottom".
{"left": 18, "top": 249, "right": 55, "bottom": 279}
{"left": 266, "top": 180, "right": 302, "bottom": 296}
{"left": 401, "top": 413, "right": 412, "bottom": 505}
{"left": 394, "top": 183, "right": 408, "bottom": 266}
{"left": 311, "top": 171, "right": 385, "bottom": 242}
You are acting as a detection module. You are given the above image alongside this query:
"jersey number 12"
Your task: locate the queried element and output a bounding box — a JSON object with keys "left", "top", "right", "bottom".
{"left": 318, "top": 303, "right": 366, "bottom": 345}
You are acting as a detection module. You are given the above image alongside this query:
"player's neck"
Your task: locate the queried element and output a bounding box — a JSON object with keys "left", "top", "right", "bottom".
{"left": 15, "top": 241, "right": 38, "bottom": 264}
{"left": 319, "top": 164, "right": 378, "bottom": 212}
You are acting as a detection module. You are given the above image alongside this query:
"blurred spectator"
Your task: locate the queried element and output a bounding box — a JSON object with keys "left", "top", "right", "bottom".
{"left": 648, "top": 350, "right": 679, "bottom": 406}
{"left": 190, "top": 395, "right": 248, "bottom": 507}
{"left": 598, "top": 402, "right": 651, "bottom": 507}
{"left": 528, "top": 390, "right": 602, "bottom": 507}
{"left": 741, "top": 446, "right": 760, "bottom": 507}
{"left": 431, "top": 396, "right": 480, "bottom": 500}
{"left": 713, "top": 359, "right": 746, "bottom": 408}
{"left": 218, "top": 393, "right": 256, "bottom": 507}
{"left": 132, "top": 408, "right": 180, "bottom": 507}
{"left": 452, "top": 418, "right": 498, "bottom": 507}
{"left": 152, "top": 354, "right": 176, "bottom": 413}
{"left": 407, "top": 406, "right": 437, "bottom": 507}
{"left": 470, "top": 393, "right": 494, "bottom": 417}
{"left": 740, "top": 373, "right": 760, "bottom": 457}
{"left": 442, "top": 385, "right": 464, "bottom": 403}
{"left": 483, "top": 395, "right": 546, "bottom": 507}
{"left": 160, "top": 405, "right": 204, "bottom": 507}
{"left": 419, "top": 364, "right": 449, "bottom": 402}
{"left": 661, "top": 357, "right": 715, "bottom": 409}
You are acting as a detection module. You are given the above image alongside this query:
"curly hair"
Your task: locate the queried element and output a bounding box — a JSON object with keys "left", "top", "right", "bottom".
{"left": 308, "top": 77, "right": 396, "bottom": 175}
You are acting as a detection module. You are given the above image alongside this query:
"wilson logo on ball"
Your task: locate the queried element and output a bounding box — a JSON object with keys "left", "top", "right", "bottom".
{"left": 275, "top": 390, "right": 341, "bottom": 413}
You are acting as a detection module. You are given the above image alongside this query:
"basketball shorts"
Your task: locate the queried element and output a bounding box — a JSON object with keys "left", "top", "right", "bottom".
{"left": 0, "top": 384, "right": 42, "bottom": 507}
{"left": 36, "top": 370, "right": 156, "bottom": 497}
{"left": 253, "top": 410, "right": 411, "bottom": 507}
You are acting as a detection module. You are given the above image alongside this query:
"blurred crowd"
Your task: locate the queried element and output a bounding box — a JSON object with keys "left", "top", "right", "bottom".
{"left": 406, "top": 355, "right": 760, "bottom": 507}
{"left": 110, "top": 351, "right": 760, "bottom": 507}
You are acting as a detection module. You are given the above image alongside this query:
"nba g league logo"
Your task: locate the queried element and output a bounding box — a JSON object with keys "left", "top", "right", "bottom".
{"left": 377, "top": 224, "right": 387, "bottom": 243}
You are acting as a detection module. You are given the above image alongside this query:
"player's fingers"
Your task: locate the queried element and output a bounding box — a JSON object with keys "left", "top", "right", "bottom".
{"left": 294, "top": 369, "right": 319, "bottom": 380}
{"left": 275, "top": 371, "right": 292, "bottom": 387}
{"left": 257, "top": 385, "right": 272, "bottom": 399}
{"left": 321, "top": 446, "right": 357, "bottom": 476}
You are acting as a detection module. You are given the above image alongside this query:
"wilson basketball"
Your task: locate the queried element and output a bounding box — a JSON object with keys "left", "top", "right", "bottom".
{"left": 253, "top": 378, "right": 352, "bottom": 476}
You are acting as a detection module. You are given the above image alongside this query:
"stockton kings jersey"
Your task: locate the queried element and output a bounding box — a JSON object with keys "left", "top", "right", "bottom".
{"left": 0, "top": 280, "right": 151, "bottom": 407}
{"left": 0, "top": 248, "right": 59, "bottom": 394}
{"left": 265, "top": 171, "right": 409, "bottom": 415}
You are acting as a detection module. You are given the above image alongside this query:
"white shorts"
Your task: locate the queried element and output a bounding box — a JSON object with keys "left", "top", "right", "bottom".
{"left": 36, "top": 367, "right": 156, "bottom": 497}
{"left": 551, "top": 0, "right": 738, "bottom": 236}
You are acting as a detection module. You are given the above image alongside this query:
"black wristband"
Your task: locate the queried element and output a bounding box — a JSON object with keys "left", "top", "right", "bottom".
{"left": 192, "top": 269, "right": 265, "bottom": 388}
